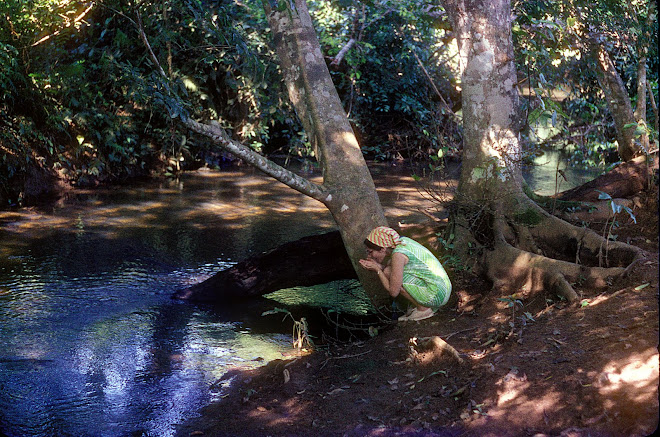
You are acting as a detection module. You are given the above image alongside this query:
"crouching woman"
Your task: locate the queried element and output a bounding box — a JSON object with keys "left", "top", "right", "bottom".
{"left": 358, "top": 226, "right": 451, "bottom": 321}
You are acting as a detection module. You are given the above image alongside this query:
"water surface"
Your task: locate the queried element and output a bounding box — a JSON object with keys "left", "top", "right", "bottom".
{"left": 0, "top": 168, "right": 348, "bottom": 437}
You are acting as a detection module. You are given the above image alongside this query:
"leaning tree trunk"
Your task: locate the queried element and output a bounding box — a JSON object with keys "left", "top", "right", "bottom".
{"left": 632, "top": 2, "right": 655, "bottom": 155}
{"left": 441, "top": 0, "right": 646, "bottom": 303}
{"left": 138, "top": 1, "right": 389, "bottom": 307}
{"left": 588, "top": 33, "right": 642, "bottom": 162}
{"left": 174, "top": 231, "right": 356, "bottom": 301}
{"left": 263, "top": 0, "right": 390, "bottom": 308}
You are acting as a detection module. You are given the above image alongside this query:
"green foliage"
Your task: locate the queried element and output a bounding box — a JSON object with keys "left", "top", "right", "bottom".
{"left": 595, "top": 189, "right": 637, "bottom": 267}
{"left": 1, "top": 0, "right": 656, "bottom": 205}
{"left": 513, "top": 207, "right": 544, "bottom": 226}
{"left": 514, "top": 0, "right": 657, "bottom": 168}
{"left": 0, "top": 0, "right": 297, "bottom": 203}
{"left": 310, "top": 0, "right": 461, "bottom": 162}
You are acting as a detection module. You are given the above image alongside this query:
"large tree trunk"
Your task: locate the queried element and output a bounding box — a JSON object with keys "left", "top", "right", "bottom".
{"left": 441, "top": 0, "right": 645, "bottom": 303}
{"left": 139, "top": 1, "right": 390, "bottom": 308}
{"left": 263, "top": 0, "right": 389, "bottom": 308}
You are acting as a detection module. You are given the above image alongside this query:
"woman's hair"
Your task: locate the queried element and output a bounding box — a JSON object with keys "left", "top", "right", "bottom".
{"left": 364, "top": 238, "right": 384, "bottom": 251}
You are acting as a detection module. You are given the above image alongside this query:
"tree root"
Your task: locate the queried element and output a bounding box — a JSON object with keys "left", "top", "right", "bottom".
{"left": 478, "top": 196, "right": 647, "bottom": 304}
{"left": 412, "top": 336, "right": 464, "bottom": 364}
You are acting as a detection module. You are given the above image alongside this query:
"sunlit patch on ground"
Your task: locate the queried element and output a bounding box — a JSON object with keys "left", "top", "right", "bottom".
{"left": 593, "top": 348, "right": 659, "bottom": 405}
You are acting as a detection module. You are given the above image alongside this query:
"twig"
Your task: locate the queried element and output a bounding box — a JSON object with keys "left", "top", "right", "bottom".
{"left": 411, "top": 51, "right": 459, "bottom": 123}
{"left": 443, "top": 327, "right": 478, "bottom": 340}
{"left": 31, "top": 1, "right": 95, "bottom": 47}
{"left": 320, "top": 350, "right": 372, "bottom": 369}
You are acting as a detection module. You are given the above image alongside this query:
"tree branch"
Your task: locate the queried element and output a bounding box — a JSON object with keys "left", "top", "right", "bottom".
{"left": 132, "top": 3, "right": 329, "bottom": 204}
{"left": 31, "top": 1, "right": 95, "bottom": 47}
{"left": 330, "top": 38, "right": 356, "bottom": 67}
{"left": 411, "top": 50, "right": 459, "bottom": 122}
{"left": 183, "top": 119, "right": 330, "bottom": 203}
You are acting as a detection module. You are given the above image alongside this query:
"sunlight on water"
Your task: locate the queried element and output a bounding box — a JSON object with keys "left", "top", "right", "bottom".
{"left": 0, "top": 169, "right": 336, "bottom": 437}
{"left": 522, "top": 149, "right": 603, "bottom": 196}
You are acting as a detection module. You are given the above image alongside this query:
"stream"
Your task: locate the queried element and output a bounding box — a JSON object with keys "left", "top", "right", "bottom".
{"left": 0, "top": 157, "right": 601, "bottom": 436}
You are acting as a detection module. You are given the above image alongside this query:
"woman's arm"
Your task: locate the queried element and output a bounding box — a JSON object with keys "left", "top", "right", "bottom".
{"left": 358, "top": 252, "right": 408, "bottom": 297}
{"left": 385, "top": 252, "right": 407, "bottom": 298}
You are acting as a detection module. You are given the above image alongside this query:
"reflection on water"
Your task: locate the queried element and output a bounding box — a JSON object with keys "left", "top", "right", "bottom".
{"left": 0, "top": 168, "right": 346, "bottom": 437}
{"left": 522, "top": 149, "right": 602, "bottom": 196}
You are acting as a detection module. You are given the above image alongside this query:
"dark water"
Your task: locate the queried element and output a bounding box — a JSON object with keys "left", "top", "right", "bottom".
{"left": 0, "top": 168, "right": 371, "bottom": 437}
{"left": 0, "top": 159, "right": 600, "bottom": 436}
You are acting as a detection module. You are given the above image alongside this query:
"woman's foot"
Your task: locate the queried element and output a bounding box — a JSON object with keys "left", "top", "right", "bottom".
{"left": 398, "top": 307, "right": 434, "bottom": 322}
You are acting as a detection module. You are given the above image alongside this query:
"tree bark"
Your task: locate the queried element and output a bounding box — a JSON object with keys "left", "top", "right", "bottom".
{"left": 139, "top": 1, "right": 390, "bottom": 308}
{"left": 648, "top": 80, "right": 659, "bottom": 139}
{"left": 442, "top": 0, "right": 525, "bottom": 223}
{"left": 264, "top": 0, "right": 389, "bottom": 308}
{"left": 556, "top": 153, "right": 657, "bottom": 202}
{"left": 440, "top": 0, "right": 645, "bottom": 304}
{"left": 631, "top": 0, "right": 656, "bottom": 154}
{"left": 588, "top": 33, "right": 641, "bottom": 162}
{"left": 634, "top": 55, "right": 650, "bottom": 153}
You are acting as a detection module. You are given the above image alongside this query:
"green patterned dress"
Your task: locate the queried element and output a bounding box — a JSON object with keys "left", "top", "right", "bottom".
{"left": 393, "top": 237, "right": 451, "bottom": 308}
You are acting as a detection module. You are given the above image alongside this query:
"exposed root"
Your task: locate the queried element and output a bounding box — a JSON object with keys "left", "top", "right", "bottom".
{"left": 475, "top": 196, "right": 647, "bottom": 304}
{"left": 531, "top": 206, "right": 644, "bottom": 267}
{"left": 511, "top": 222, "right": 541, "bottom": 254}
{"left": 549, "top": 272, "right": 579, "bottom": 302}
{"left": 412, "top": 336, "right": 464, "bottom": 364}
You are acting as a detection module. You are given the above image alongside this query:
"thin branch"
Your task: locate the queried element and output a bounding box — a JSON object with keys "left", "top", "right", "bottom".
{"left": 647, "top": 81, "right": 659, "bottom": 137}
{"left": 331, "top": 5, "right": 391, "bottom": 67}
{"left": 330, "top": 38, "right": 357, "bottom": 67}
{"left": 184, "top": 119, "right": 330, "bottom": 202}
{"left": 411, "top": 50, "right": 460, "bottom": 123}
{"left": 31, "top": 1, "right": 95, "bottom": 47}
{"left": 136, "top": 10, "right": 167, "bottom": 78}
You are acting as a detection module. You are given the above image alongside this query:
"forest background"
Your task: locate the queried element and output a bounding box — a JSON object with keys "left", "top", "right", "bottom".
{"left": 1, "top": 0, "right": 657, "bottom": 207}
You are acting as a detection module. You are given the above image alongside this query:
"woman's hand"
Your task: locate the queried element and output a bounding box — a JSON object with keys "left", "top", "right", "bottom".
{"left": 359, "top": 258, "right": 382, "bottom": 272}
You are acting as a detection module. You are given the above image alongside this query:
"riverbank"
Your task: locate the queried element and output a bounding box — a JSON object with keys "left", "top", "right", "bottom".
{"left": 175, "top": 187, "right": 658, "bottom": 437}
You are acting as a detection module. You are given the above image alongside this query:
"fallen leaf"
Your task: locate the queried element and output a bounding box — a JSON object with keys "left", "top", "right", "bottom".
{"left": 634, "top": 283, "right": 650, "bottom": 291}
{"left": 388, "top": 378, "right": 399, "bottom": 385}
{"left": 283, "top": 369, "right": 290, "bottom": 384}
{"left": 327, "top": 388, "right": 344, "bottom": 395}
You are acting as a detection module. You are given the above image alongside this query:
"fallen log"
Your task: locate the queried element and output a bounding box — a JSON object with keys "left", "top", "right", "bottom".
{"left": 173, "top": 230, "right": 356, "bottom": 303}
{"left": 556, "top": 153, "right": 658, "bottom": 202}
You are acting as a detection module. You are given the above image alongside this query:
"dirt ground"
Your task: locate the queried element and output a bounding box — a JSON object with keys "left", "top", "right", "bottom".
{"left": 175, "top": 186, "right": 659, "bottom": 437}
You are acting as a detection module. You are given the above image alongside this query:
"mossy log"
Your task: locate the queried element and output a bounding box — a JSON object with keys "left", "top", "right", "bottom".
{"left": 173, "top": 231, "right": 356, "bottom": 302}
